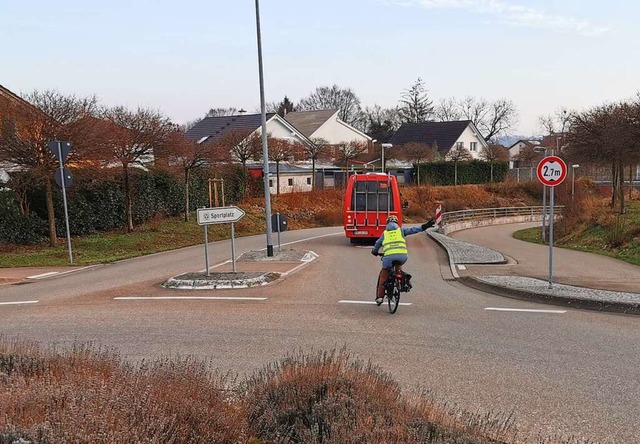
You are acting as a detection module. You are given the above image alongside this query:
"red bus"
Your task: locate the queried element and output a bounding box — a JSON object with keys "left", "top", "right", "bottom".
{"left": 343, "top": 173, "right": 402, "bottom": 243}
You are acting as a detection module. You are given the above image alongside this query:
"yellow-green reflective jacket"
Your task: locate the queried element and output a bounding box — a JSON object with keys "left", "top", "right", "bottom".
{"left": 382, "top": 228, "right": 407, "bottom": 256}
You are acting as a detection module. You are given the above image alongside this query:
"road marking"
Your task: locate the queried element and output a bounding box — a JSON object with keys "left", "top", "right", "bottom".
{"left": 27, "top": 272, "right": 59, "bottom": 279}
{"left": 0, "top": 300, "right": 39, "bottom": 306}
{"left": 114, "top": 296, "right": 267, "bottom": 301}
{"left": 485, "top": 307, "right": 566, "bottom": 314}
{"left": 457, "top": 264, "right": 467, "bottom": 270}
{"left": 339, "top": 300, "right": 413, "bottom": 306}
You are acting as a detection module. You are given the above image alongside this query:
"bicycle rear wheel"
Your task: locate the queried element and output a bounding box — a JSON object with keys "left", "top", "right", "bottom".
{"left": 388, "top": 283, "right": 400, "bottom": 314}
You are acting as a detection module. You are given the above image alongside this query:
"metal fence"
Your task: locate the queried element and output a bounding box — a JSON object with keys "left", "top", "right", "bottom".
{"left": 442, "top": 206, "right": 564, "bottom": 225}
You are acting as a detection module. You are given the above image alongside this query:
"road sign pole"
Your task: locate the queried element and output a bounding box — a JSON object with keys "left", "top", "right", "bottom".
{"left": 203, "top": 224, "right": 210, "bottom": 277}
{"left": 231, "top": 222, "right": 236, "bottom": 273}
{"left": 57, "top": 141, "right": 73, "bottom": 264}
{"left": 541, "top": 185, "right": 547, "bottom": 243}
{"left": 276, "top": 213, "right": 281, "bottom": 252}
{"left": 548, "top": 186, "right": 555, "bottom": 288}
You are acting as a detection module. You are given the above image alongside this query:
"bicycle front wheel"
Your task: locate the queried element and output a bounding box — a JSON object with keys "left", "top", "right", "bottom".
{"left": 388, "top": 283, "right": 400, "bottom": 314}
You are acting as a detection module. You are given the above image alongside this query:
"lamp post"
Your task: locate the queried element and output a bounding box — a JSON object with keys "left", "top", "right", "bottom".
{"left": 572, "top": 164, "right": 580, "bottom": 200}
{"left": 381, "top": 143, "right": 392, "bottom": 173}
{"left": 255, "top": 0, "right": 273, "bottom": 257}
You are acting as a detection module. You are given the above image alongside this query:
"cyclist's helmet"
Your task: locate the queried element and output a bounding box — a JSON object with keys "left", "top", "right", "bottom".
{"left": 386, "top": 215, "right": 399, "bottom": 224}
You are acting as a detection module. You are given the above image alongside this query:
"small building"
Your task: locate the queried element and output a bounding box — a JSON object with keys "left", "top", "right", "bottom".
{"left": 247, "top": 162, "right": 313, "bottom": 194}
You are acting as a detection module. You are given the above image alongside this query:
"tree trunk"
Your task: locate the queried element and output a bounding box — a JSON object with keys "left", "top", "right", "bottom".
{"left": 124, "top": 164, "right": 134, "bottom": 232}
{"left": 454, "top": 161, "right": 458, "bottom": 186}
{"left": 184, "top": 168, "right": 190, "bottom": 222}
{"left": 630, "top": 164, "right": 635, "bottom": 200}
{"left": 45, "top": 176, "right": 57, "bottom": 247}
{"left": 619, "top": 160, "right": 625, "bottom": 214}
{"left": 276, "top": 162, "right": 280, "bottom": 195}
{"left": 490, "top": 162, "right": 494, "bottom": 183}
{"left": 311, "top": 158, "right": 316, "bottom": 191}
{"left": 241, "top": 160, "right": 247, "bottom": 199}
{"left": 611, "top": 163, "right": 618, "bottom": 208}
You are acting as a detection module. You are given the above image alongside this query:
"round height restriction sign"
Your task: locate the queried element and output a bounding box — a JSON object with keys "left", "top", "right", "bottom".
{"left": 537, "top": 156, "right": 567, "bottom": 187}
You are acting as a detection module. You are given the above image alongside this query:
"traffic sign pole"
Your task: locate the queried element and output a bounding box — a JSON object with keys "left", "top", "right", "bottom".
{"left": 536, "top": 155, "right": 567, "bottom": 289}
{"left": 57, "top": 141, "right": 73, "bottom": 264}
{"left": 549, "top": 187, "right": 556, "bottom": 288}
{"left": 204, "top": 224, "right": 210, "bottom": 277}
{"left": 231, "top": 222, "right": 236, "bottom": 272}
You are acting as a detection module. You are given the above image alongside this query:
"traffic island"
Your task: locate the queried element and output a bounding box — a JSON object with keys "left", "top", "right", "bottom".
{"left": 162, "top": 248, "right": 317, "bottom": 290}
{"left": 162, "top": 271, "right": 280, "bottom": 290}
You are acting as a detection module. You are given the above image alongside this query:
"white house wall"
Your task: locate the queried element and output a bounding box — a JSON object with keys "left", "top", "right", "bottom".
{"left": 268, "top": 173, "right": 313, "bottom": 194}
{"left": 310, "top": 115, "right": 370, "bottom": 144}
{"left": 258, "top": 118, "right": 308, "bottom": 145}
{"left": 446, "top": 125, "right": 488, "bottom": 160}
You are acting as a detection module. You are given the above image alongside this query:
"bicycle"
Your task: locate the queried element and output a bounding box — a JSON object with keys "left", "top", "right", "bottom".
{"left": 373, "top": 252, "right": 412, "bottom": 314}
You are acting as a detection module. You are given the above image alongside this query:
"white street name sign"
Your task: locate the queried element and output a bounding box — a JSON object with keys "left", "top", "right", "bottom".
{"left": 197, "top": 206, "right": 245, "bottom": 225}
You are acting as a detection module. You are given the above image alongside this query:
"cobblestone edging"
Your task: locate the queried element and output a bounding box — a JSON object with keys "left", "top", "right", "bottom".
{"left": 463, "top": 276, "right": 640, "bottom": 315}
{"left": 428, "top": 231, "right": 506, "bottom": 264}
{"left": 162, "top": 272, "right": 280, "bottom": 290}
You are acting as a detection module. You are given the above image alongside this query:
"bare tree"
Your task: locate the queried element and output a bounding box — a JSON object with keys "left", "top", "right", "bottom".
{"left": 217, "top": 129, "right": 260, "bottom": 197}
{"left": 480, "top": 145, "right": 509, "bottom": 182}
{"left": 91, "top": 106, "right": 173, "bottom": 232}
{"left": 447, "top": 145, "right": 473, "bottom": 185}
{"left": 307, "top": 137, "right": 329, "bottom": 190}
{"left": 537, "top": 108, "right": 574, "bottom": 135}
{"left": 398, "top": 77, "right": 434, "bottom": 124}
{"left": 268, "top": 137, "right": 295, "bottom": 195}
{"left": 162, "top": 128, "right": 212, "bottom": 221}
{"left": 437, "top": 96, "right": 518, "bottom": 142}
{"left": 298, "top": 85, "right": 363, "bottom": 126}
{"left": 400, "top": 142, "right": 436, "bottom": 185}
{"left": 434, "top": 97, "right": 463, "bottom": 121}
{"left": 337, "top": 141, "right": 368, "bottom": 175}
{"left": 0, "top": 89, "right": 99, "bottom": 246}
{"left": 566, "top": 102, "right": 640, "bottom": 213}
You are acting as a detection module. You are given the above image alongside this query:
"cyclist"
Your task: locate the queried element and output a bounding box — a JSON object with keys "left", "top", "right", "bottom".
{"left": 371, "top": 215, "right": 434, "bottom": 304}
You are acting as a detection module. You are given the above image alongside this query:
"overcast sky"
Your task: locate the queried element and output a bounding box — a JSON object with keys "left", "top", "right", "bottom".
{"left": 2, "top": 0, "right": 638, "bottom": 136}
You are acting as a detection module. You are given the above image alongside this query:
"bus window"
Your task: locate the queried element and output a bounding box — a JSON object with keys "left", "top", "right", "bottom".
{"left": 350, "top": 181, "right": 395, "bottom": 211}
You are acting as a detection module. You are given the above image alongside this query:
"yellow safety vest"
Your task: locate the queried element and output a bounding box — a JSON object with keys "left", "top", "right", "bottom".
{"left": 382, "top": 228, "right": 407, "bottom": 256}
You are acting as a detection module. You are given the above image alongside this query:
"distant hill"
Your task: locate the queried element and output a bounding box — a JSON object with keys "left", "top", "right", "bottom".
{"left": 495, "top": 135, "right": 540, "bottom": 147}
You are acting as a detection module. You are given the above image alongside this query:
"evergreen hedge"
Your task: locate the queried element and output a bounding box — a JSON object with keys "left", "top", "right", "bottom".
{"left": 417, "top": 160, "right": 509, "bottom": 185}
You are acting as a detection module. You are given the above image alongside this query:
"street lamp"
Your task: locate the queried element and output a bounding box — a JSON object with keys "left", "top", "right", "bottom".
{"left": 255, "top": 0, "right": 273, "bottom": 257}
{"left": 572, "top": 164, "right": 580, "bottom": 199}
{"left": 381, "top": 143, "right": 392, "bottom": 173}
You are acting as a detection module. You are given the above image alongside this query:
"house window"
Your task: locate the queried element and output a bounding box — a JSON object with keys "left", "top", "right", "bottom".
{"left": 307, "top": 177, "right": 312, "bottom": 185}
{"left": 288, "top": 178, "right": 293, "bottom": 186}
{"left": 470, "top": 142, "right": 477, "bottom": 152}
{"left": 269, "top": 180, "right": 273, "bottom": 188}
{"left": 456, "top": 142, "right": 464, "bottom": 149}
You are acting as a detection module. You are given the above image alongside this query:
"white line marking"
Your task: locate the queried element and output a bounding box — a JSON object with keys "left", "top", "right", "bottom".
{"left": 485, "top": 307, "right": 566, "bottom": 314}
{"left": 457, "top": 264, "right": 467, "bottom": 270}
{"left": 0, "top": 300, "right": 39, "bottom": 306}
{"left": 114, "top": 296, "right": 267, "bottom": 301}
{"left": 27, "top": 272, "right": 59, "bottom": 279}
{"left": 339, "top": 300, "right": 413, "bottom": 306}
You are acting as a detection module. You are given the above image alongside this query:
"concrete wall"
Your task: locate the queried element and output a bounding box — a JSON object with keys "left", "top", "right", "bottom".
{"left": 442, "top": 214, "right": 561, "bottom": 235}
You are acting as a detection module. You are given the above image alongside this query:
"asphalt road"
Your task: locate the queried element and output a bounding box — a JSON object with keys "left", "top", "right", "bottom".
{"left": 1, "top": 226, "right": 639, "bottom": 443}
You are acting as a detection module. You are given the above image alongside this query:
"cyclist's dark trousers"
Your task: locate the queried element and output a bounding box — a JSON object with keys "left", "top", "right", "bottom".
{"left": 377, "top": 253, "right": 408, "bottom": 299}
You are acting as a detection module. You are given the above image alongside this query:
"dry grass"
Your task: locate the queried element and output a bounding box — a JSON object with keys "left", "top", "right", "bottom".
{"left": 0, "top": 339, "right": 531, "bottom": 444}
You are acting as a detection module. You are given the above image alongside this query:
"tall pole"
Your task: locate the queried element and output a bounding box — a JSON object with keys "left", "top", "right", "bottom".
{"left": 548, "top": 185, "right": 555, "bottom": 289}
{"left": 255, "top": 0, "right": 274, "bottom": 257}
{"left": 57, "top": 142, "right": 73, "bottom": 264}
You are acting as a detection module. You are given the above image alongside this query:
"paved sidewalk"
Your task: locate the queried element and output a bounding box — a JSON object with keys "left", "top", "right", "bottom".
{"left": 427, "top": 224, "right": 640, "bottom": 315}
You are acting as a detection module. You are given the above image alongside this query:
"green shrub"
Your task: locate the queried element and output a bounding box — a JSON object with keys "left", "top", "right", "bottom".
{"left": 0, "top": 192, "right": 47, "bottom": 244}
{"left": 418, "top": 161, "right": 509, "bottom": 186}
